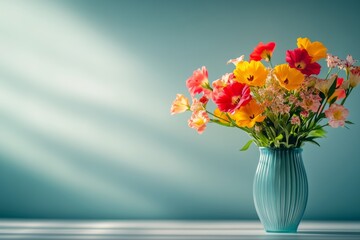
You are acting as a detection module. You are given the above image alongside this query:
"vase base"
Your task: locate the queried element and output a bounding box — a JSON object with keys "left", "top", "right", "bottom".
{"left": 266, "top": 229, "right": 297, "bottom": 233}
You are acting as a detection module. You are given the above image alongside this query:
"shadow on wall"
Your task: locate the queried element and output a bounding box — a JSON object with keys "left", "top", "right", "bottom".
{"left": 0, "top": 0, "right": 256, "bottom": 219}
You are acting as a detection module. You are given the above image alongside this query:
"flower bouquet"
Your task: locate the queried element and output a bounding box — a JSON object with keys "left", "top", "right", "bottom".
{"left": 170, "top": 37, "right": 358, "bottom": 232}
{"left": 171, "top": 37, "right": 358, "bottom": 149}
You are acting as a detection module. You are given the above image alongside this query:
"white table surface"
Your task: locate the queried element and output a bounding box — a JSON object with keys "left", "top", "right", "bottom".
{"left": 0, "top": 220, "right": 359, "bottom": 239}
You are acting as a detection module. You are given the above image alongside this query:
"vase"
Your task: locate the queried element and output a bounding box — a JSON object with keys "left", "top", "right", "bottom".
{"left": 253, "top": 147, "right": 308, "bottom": 233}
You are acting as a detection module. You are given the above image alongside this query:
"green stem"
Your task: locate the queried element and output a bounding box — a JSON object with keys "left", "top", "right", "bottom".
{"left": 341, "top": 87, "right": 353, "bottom": 105}
{"left": 320, "top": 123, "right": 329, "bottom": 128}
{"left": 206, "top": 110, "right": 230, "bottom": 124}
{"left": 268, "top": 59, "right": 273, "bottom": 69}
{"left": 325, "top": 67, "right": 332, "bottom": 80}
{"left": 202, "top": 82, "right": 213, "bottom": 91}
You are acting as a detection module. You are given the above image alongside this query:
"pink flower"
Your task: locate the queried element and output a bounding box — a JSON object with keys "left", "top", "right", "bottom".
{"left": 227, "top": 55, "right": 245, "bottom": 65}
{"left": 339, "top": 55, "right": 356, "bottom": 70}
{"left": 288, "top": 94, "right": 299, "bottom": 105}
{"left": 186, "top": 66, "right": 210, "bottom": 97}
{"left": 213, "top": 81, "right": 252, "bottom": 114}
{"left": 325, "top": 104, "right": 349, "bottom": 128}
{"left": 290, "top": 115, "right": 301, "bottom": 125}
{"left": 277, "top": 104, "right": 291, "bottom": 115}
{"left": 170, "top": 94, "right": 190, "bottom": 115}
{"left": 326, "top": 54, "right": 341, "bottom": 68}
{"left": 286, "top": 48, "right": 321, "bottom": 75}
{"left": 300, "top": 110, "right": 309, "bottom": 118}
{"left": 303, "top": 76, "right": 318, "bottom": 88}
{"left": 188, "top": 110, "right": 209, "bottom": 134}
{"left": 190, "top": 98, "right": 205, "bottom": 112}
{"left": 300, "top": 93, "right": 322, "bottom": 112}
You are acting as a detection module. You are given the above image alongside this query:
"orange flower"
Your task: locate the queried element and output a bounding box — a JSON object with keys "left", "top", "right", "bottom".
{"left": 274, "top": 64, "right": 305, "bottom": 90}
{"left": 250, "top": 42, "right": 276, "bottom": 62}
{"left": 327, "top": 89, "right": 346, "bottom": 103}
{"left": 233, "top": 60, "right": 268, "bottom": 87}
{"left": 232, "top": 100, "right": 266, "bottom": 128}
{"left": 297, "top": 37, "right": 327, "bottom": 62}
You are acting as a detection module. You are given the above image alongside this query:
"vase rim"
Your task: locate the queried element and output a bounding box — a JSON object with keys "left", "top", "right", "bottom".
{"left": 259, "top": 147, "right": 303, "bottom": 152}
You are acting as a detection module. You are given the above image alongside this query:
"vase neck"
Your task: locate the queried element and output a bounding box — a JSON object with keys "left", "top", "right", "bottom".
{"left": 259, "top": 147, "right": 303, "bottom": 164}
{"left": 259, "top": 147, "right": 303, "bottom": 154}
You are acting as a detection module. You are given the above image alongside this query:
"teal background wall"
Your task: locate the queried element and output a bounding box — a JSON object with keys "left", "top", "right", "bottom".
{"left": 0, "top": 0, "right": 359, "bottom": 219}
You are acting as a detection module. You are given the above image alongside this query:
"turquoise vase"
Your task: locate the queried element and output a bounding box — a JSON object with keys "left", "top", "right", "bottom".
{"left": 253, "top": 147, "right": 308, "bottom": 233}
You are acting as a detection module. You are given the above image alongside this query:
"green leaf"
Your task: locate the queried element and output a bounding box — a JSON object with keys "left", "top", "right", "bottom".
{"left": 283, "top": 114, "right": 290, "bottom": 123}
{"left": 269, "top": 126, "right": 277, "bottom": 139}
{"left": 240, "top": 140, "right": 253, "bottom": 151}
{"left": 264, "top": 127, "right": 274, "bottom": 140}
{"left": 273, "top": 133, "right": 283, "bottom": 148}
{"left": 318, "top": 113, "right": 326, "bottom": 119}
{"left": 275, "top": 134, "right": 283, "bottom": 141}
{"left": 306, "top": 139, "right": 321, "bottom": 147}
{"left": 319, "top": 91, "right": 326, "bottom": 101}
{"left": 329, "top": 97, "right": 337, "bottom": 105}
{"left": 309, "top": 128, "right": 327, "bottom": 138}
{"left": 345, "top": 120, "right": 354, "bottom": 124}
{"left": 327, "top": 76, "right": 338, "bottom": 98}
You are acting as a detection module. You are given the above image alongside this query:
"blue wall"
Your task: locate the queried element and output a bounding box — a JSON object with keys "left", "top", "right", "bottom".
{"left": 0, "top": 0, "right": 359, "bottom": 219}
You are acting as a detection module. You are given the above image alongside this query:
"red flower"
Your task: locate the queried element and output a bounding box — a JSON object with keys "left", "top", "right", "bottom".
{"left": 213, "top": 82, "right": 252, "bottom": 114}
{"left": 286, "top": 48, "right": 321, "bottom": 75}
{"left": 250, "top": 42, "right": 276, "bottom": 61}
{"left": 199, "top": 95, "right": 209, "bottom": 105}
{"left": 336, "top": 77, "right": 344, "bottom": 88}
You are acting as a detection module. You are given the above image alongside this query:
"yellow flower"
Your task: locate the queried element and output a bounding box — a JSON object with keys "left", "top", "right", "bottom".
{"left": 274, "top": 64, "right": 304, "bottom": 90}
{"left": 297, "top": 37, "right": 327, "bottom": 62}
{"left": 315, "top": 75, "right": 336, "bottom": 96}
{"left": 232, "top": 100, "right": 266, "bottom": 128}
{"left": 233, "top": 60, "right": 268, "bottom": 87}
{"left": 214, "top": 108, "right": 232, "bottom": 124}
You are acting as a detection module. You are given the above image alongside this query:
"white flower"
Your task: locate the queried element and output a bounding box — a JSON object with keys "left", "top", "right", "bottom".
{"left": 227, "top": 55, "right": 244, "bottom": 65}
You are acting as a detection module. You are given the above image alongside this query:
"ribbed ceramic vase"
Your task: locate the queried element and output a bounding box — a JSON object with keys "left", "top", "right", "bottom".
{"left": 253, "top": 147, "right": 308, "bottom": 233}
